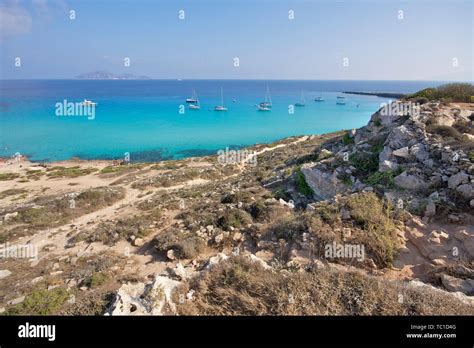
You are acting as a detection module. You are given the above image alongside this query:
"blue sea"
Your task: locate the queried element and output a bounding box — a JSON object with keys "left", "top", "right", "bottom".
{"left": 0, "top": 80, "right": 445, "bottom": 162}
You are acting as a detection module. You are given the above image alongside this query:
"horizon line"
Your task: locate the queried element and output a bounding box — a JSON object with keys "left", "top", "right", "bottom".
{"left": 1, "top": 78, "right": 473, "bottom": 82}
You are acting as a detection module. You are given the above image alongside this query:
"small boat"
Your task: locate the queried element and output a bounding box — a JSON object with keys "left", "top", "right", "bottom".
{"left": 314, "top": 93, "right": 324, "bottom": 102}
{"left": 214, "top": 87, "right": 228, "bottom": 111}
{"left": 81, "top": 99, "right": 97, "bottom": 106}
{"left": 257, "top": 86, "right": 272, "bottom": 111}
{"left": 295, "top": 90, "right": 305, "bottom": 107}
{"left": 232, "top": 99, "right": 237, "bottom": 103}
{"left": 186, "top": 89, "right": 198, "bottom": 103}
{"left": 336, "top": 96, "right": 346, "bottom": 105}
{"left": 188, "top": 90, "right": 200, "bottom": 110}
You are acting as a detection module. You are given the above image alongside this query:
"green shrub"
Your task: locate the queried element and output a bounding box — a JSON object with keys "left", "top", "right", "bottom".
{"left": 295, "top": 168, "right": 314, "bottom": 197}
{"left": 0, "top": 188, "right": 27, "bottom": 199}
{"left": 342, "top": 132, "right": 355, "bottom": 145}
{"left": 407, "top": 83, "right": 474, "bottom": 103}
{"left": 6, "top": 287, "right": 69, "bottom": 315}
{"left": 154, "top": 229, "right": 206, "bottom": 259}
{"left": 217, "top": 209, "right": 252, "bottom": 230}
{"left": 365, "top": 168, "right": 403, "bottom": 188}
{"left": 86, "top": 272, "right": 109, "bottom": 288}
{"left": 0, "top": 173, "right": 20, "bottom": 181}
{"left": 346, "top": 193, "right": 399, "bottom": 267}
{"left": 426, "top": 125, "right": 462, "bottom": 140}
{"left": 349, "top": 152, "right": 379, "bottom": 175}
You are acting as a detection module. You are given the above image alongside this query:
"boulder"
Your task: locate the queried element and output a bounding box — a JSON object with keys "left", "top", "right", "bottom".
{"left": 394, "top": 171, "right": 428, "bottom": 191}
{"left": 379, "top": 160, "right": 399, "bottom": 172}
{"left": 107, "top": 275, "right": 181, "bottom": 315}
{"left": 0, "top": 269, "right": 12, "bottom": 279}
{"left": 8, "top": 296, "right": 25, "bottom": 305}
{"left": 133, "top": 238, "right": 144, "bottom": 247}
{"left": 4, "top": 212, "right": 18, "bottom": 222}
{"left": 166, "top": 249, "right": 176, "bottom": 260}
{"left": 456, "top": 184, "right": 474, "bottom": 200}
{"left": 410, "top": 143, "right": 430, "bottom": 162}
{"left": 447, "top": 171, "right": 469, "bottom": 189}
{"left": 387, "top": 125, "right": 414, "bottom": 149}
{"left": 392, "top": 147, "right": 410, "bottom": 158}
{"left": 424, "top": 201, "right": 436, "bottom": 218}
{"left": 205, "top": 253, "right": 229, "bottom": 270}
{"left": 440, "top": 274, "right": 474, "bottom": 295}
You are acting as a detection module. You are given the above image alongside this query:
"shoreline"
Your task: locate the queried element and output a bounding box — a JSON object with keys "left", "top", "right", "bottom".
{"left": 0, "top": 131, "right": 347, "bottom": 166}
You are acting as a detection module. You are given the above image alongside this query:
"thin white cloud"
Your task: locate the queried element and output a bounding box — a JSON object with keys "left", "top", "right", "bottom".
{"left": 0, "top": 1, "right": 32, "bottom": 39}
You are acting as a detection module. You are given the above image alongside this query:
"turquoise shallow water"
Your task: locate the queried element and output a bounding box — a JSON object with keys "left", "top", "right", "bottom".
{"left": 0, "top": 80, "right": 442, "bottom": 162}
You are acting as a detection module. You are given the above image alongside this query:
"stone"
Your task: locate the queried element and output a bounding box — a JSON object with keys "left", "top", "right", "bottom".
{"left": 431, "top": 258, "right": 447, "bottom": 266}
{"left": 448, "top": 214, "right": 460, "bottom": 223}
{"left": 424, "top": 200, "right": 436, "bottom": 217}
{"left": 378, "top": 146, "right": 393, "bottom": 162}
{"left": 456, "top": 184, "right": 474, "bottom": 200}
{"left": 366, "top": 259, "right": 377, "bottom": 269}
{"left": 340, "top": 208, "right": 351, "bottom": 220}
{"left": 410, "top": 143, "right": 430, "bottom": 162}
{"left": 166, "top": 249, "right": 176, "bottom": 260}
{"left": 392, "top": 146, "right": 410, "bottom": 158}
{"left": 394, "top": 171, "right": 428, "bottom": 191}
{"left": 387, "top": 125, "right": 414, "bottom": 149}
{"left": 429, "top": 230, "right": 449, "bottom": 241}
{"left": 448, "top": 171, "right": 469, "bottom": 189}
{"left": 205, "top": 253, "right": 228, "bottom": 270}
{"left": 0, "top": 269, "right": 12, "bottom": 279}
{"left": 247, "top": 254, "right": 272, "bottom": 270}
{"left": 172, "top": 262, "right": 188, "bottom": 280}
{"left": 4, "top": 212, "right": 18, "bottom": 221}
{"left": 30, "top": 276, "right": 44, "bottom": 284}
{"left": 133, "top": 238, "right": 144, "bottom": 247}
{"left": 8, "top": 296, "right": 25, "bottom": 305}
{"left": 440, "top": 274, "right": 474, "bottom": 295}
{"left": 379, "top": 160, "right": 399, "bottom": 173}
{"left": 232, "top": 232, "right": 243, "bottom": 241}
{"left": 214, "top": 233, "right": 224, "bottom": 244}
{"left": 279, "top": 198, "right": 295, "bottom": 209}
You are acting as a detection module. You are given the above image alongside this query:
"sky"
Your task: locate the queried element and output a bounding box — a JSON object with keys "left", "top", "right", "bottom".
{"left": 0, "top": 0, "right": 473, "bottom": 80}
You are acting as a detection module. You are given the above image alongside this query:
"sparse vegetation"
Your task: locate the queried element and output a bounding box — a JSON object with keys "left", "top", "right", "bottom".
{"left": 346, "top": 192, "right": 399, "bottom": 267}
{"left": 0, "top": 172, "right": 20, "bottom": 181}
{"left": 6, "top": 286, "right": 69, "bottom": 315}
{"left": 154, "top": 229, "right": 207, "bottom": 259}
{"left": 0, "top": 188, "right": 27, "bottom": 200}
{"left": 295, "top": 168, "right": 314, "bottom": 197}
{"left": 406, "top": 83, "right": 474, "bottom": 103}
{"left": 174, "top": 257, "right": 473, "bottom": 315}
{"left": 46, "top": 166, "right": 97, "bottom": 178}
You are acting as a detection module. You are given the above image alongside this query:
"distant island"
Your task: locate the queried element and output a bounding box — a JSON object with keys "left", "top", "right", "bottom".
{"left": 75, "top": 70, "right": 152, "bottom": 80}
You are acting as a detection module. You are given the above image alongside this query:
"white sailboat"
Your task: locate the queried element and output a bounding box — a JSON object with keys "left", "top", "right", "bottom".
{"left": 81, "top": 99, "right": 97, "bottom": 106}
{"left": 188, "top": 90, "right": 200, "bottom": 110}
{"left": 314, "top": 92, "right": 324, "bottom": 102}
{"left": 295, "top": 90, "right": 305, "bottom": 107}
{"left": 186, "top": 89, "right": 198, "bottom": 103}
{"left": 336, "top": 95, "right": 346, "bottom": 105}
{"left": 257, "top": 86, "right": 272, "bottom": 111}
{"left": 214, "top": 87, "right": 228, "bottom": 111}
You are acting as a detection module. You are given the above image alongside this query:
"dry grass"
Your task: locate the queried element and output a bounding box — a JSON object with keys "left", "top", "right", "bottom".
{"left": 345, "top": 192, "right": 400, "bottom": 267}
{"left": 174, "top": 256, "right": 474, "bottom": 315}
